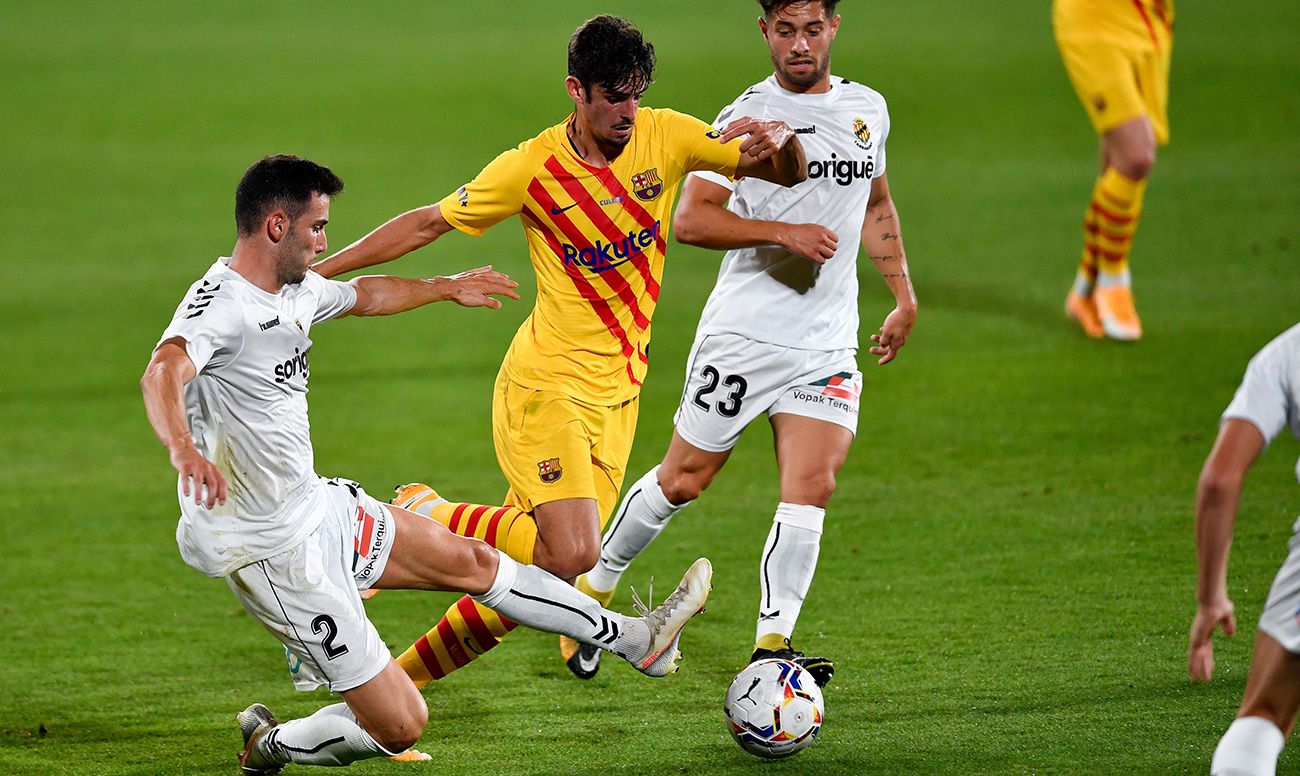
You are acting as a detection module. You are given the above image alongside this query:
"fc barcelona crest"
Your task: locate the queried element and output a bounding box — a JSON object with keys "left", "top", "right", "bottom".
{"left": 537, "top": 457, "right": 563, "bottom": 483}
{"left": 852, "top": 118, "right": 872, "bottom": 150}
{"left": 631, "top": 168, "right": 663, "bottom": 202}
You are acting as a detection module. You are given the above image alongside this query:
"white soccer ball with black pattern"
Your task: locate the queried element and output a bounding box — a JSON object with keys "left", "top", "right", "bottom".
{"left": 723, "top": 658, "right": 825, "bottom": 758}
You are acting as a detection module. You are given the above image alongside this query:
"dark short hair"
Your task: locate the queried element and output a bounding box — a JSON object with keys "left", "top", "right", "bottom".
{"left": 234, "top": 155, "right": 343, "bottom": 236}
{"left": 567, "top": 15, "right": 656, "bottom": 97}
{"left": 758, "top": 0, "right": 841, "bottom": 18}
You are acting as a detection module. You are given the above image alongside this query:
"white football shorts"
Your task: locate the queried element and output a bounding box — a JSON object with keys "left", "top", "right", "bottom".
{"left": 1259, "top": 515, "right": 1300, "bottom": 654}
{"left": 673, "top": 333, "right": 862, "bottom": 453}
{"left": 226, "top": 477, "right": 397, "bottom": 693}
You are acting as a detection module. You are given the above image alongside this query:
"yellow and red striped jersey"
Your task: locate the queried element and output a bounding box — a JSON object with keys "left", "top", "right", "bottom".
{"left": 1054, "top": 0, "right": 1175, "bottom": 49}
{"left": 439, "top": 107, "right": 742, "bottom": 405}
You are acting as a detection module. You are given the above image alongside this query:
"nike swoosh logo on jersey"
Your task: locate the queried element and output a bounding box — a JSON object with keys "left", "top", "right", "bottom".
{"left": 550, "top": 202, "right": 580, "bottom": 215}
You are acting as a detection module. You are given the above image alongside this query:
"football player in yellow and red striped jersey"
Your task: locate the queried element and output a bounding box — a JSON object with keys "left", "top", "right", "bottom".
{"left": 313, "top": 15, "right": 807, "bottom": 684}
{"left": 1054, "top": 0, "right": 1174, "bottom": 341}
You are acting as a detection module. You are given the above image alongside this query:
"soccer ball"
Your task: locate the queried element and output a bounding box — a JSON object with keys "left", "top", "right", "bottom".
{"left": 723, "top": 658, "right": 825, "bottom": 758}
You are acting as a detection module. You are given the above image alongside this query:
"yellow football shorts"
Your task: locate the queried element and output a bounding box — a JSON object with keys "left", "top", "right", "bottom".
{"left": 1055, "top": 29, "right": 1172, "bottom": 145}
{"left": 491, "top": 368, "right": 638, "bottom": 525}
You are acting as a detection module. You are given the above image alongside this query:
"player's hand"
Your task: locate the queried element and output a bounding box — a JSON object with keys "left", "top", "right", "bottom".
{"left": 720, "top": 117, "right": 795, "bottom": 162}
{"left": 1188, "top": 596, "right": 1236, "bottom": 682}
{"left": 780, "top": 223, "right": 838, "bottom": 264}
{"left": 438, "top": 266, "right": 521, "bottom": 309}
{"left": 869, "top": 305, "right": 916, "bottom": 365}
{"left": 169, "top": 443, "right": 227, "bottom": 509}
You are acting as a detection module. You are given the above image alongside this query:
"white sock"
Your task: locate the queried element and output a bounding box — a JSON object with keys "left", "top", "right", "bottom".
{"left": 473, "top": 552, "right": 650, "bottom": 661}
{"left": 1211, "top": 716, "right": 1285, "bottom": 776}
{"left": 1072, "top": 269, "right": 1095, "bottom": 298}
{"left": 1096, "top": 268, "right": 1131, "bottom": 289}
{"left": 587, "top": 466, "right": 687, "bottom": 593}
{"left": 756, "top": 502, "right": 825, "bottom": 644}
{"left": 259, "top": 703, "right": 395, "bottom": 766}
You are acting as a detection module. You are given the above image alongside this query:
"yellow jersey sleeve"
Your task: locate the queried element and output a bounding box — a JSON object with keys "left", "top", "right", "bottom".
{"left": 439, "top": 147, "right": 534, "bottom": 237}
{"left": 656, "top": 108, "right": 743, "bottom": 183}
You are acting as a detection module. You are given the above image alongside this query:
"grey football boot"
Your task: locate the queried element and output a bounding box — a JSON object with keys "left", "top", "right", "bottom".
{"left": 236, "top": 703, "right": 283, "bottom": 775}
{"left": 626, "top": 558, "right": 713, "bottom": 677}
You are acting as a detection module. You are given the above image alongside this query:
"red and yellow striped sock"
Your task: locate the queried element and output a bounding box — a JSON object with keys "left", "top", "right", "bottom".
{"left": 1091, "top": 167, "right": 1147, "bottom": 278}
{"left": 1073, "top": 178, "right": 1102, "bottom": 296}
{"left": 396, "top": 497, "right": 537, "bottom": 686}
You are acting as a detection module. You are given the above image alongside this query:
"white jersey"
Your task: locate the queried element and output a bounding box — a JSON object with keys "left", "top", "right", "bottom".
{"left": 156, "top": 259, "right": 357, "bottom": 577}
{"left": 1222, "top": 322, "right": 1300, "bottom": 486}
{"left": 692, "top": 74, "right": 890, "bottom": 350}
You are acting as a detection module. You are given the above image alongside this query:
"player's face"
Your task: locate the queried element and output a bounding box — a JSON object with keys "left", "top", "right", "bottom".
{"left": 761, "top": 2, "right": 839, "bottom": 92}
{"left": 274, "top": 194, "right": 330, "bottom": 286}
{"left": 570, "top": 78, "right": 643, "bottom": 148}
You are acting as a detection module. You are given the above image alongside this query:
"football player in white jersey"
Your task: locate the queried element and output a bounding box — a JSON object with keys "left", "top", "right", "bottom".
{"left": 566, "top": 0, "right": 917, "bottom": 684}
{"left": 141, "top": 156, "right": 714, "bottom": 773}
{"left": 1189, "top": 323, "right": 1300, "bottom": 776}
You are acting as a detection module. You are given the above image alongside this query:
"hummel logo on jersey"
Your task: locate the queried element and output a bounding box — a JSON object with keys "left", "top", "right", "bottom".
{"left": 561, "top": 221, "right": 661, "bottom": 274}
{"left": 808, "top": 153, "right": 874, "bottom": 186}
{"left": 550, "top": 202, "right": 580, "bottom": 215}
{"left": 259, "top": 316, "right": 280, "bottom": 331}
{"left": 793, "top": 126, "right": 817, "bottom": 134}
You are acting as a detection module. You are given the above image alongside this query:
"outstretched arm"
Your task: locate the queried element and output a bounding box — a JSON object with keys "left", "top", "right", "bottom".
{"left": 1188, "top": 418, "right": 1265, "bottom": 682}
{"left": 312, "top": 204, "right": 456, "bottom": 279}
{"left": 342, "top": 265, "right": 520, "bottom": 318}
{"left": 141, "top": 339, "right": 227, "bottom": 509}
{"left": 673, "top": 176, "right": 837, "bottom": 263}
{"left": 722, "top": 117, "right": 808, "bottom": 187}
{"left": 861, "top": 174, "right": 917, "bottom": 365}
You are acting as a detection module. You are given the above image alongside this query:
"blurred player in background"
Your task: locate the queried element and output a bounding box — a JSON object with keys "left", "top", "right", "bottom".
{"left": 565, "top": 0, "right": 916, "bottom": 684}
{"left": 1189, "top": 323, "right": 1300, "bottom": 776}
{"left": 1054, "top": 0, "right": 1173, "bottom": 341}
{"left": 141, "top": 156, "right": 712, "bottom": 773}
{"left": 312, "top": 15, "right": 807, "bottom": 684}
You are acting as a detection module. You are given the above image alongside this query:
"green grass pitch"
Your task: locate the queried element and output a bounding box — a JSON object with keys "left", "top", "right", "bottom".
{"left": 2, "top": 1, "right": 1298, "bottom": 773}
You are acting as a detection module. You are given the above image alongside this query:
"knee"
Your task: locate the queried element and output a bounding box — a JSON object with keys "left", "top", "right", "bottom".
{"left": 1114, "top": 145, "right": 1155, "bottom": 181}
{"left": 785, "top": 470, "right": 837, "bottom": 508}
{"left": 533, "top": 530, "right": 600, "bottom": 580}
{"left": 659, "top": 466, "right": 711, "bottom": 506}
{"left": 551, "top": 542, "right": 600, "bottom": 581}
{"left": 374, "top": 696, "right": 428, "bottom": 753}
{"left": 462, "top": 540, "right": 502, "bottom": 595}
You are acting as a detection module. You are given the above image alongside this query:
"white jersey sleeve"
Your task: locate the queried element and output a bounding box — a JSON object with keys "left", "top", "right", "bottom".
{"left": 302, "top": 271, "right": 357, "bottom": 324}
{"left": 158, "top": 275, "right": 244, "bottom": 374}
{"left": 1222, "top": 323, "right": 1300, "bottom": 448}
{"left": 874, "top": 98, "right": 890, "bottom": 177}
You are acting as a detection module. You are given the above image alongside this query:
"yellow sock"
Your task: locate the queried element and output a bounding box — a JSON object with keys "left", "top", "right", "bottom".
{"left": 575, "top": 574, "right": 616, "bottom": 608}
{"left": 755, "top": 633, "right": 790, "bottom": 652}
{"left": 1076, "top": 176, "right": 1102, "bottom": 289}
{"left": 420, "top": 497, "right": 537, "bottom": 565}
{"left": 397, "top": 597, "right": 516, "bottom": 687}
{"left": 1091, "top": 167, "right": 1147, "bottom": 277}
{"left": 396, "top": 495, "right": 536, "bottom": 685}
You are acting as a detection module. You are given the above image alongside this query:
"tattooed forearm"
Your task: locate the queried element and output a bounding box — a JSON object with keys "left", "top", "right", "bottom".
{"left": 882, "top": 272, "right": 908, "bottom": 279}
{"left": 869, "top": 254, "right": 896, "bottom": 263}
{"left": 881, "top": 232, "right": 898, "bottom": 241}
{"left": 874, "top": 211, "right": 895, "bottom": 223}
